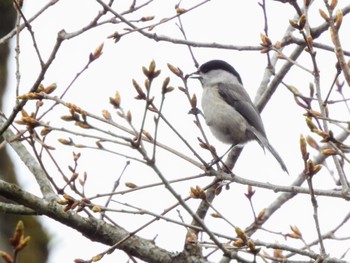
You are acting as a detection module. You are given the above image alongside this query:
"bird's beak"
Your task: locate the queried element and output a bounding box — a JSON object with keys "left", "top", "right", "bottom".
{"left": 188, "top": 70, "right": 201, "bottom": 81}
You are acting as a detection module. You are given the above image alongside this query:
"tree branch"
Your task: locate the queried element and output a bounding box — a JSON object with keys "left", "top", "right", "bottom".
{"left": 0, "top": 180, "right": 180, "bottom": 263}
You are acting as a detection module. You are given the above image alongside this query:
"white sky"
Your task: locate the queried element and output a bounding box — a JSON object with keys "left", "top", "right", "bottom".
{"left": 4, "top": 0, "right": 350, "bottom": 262}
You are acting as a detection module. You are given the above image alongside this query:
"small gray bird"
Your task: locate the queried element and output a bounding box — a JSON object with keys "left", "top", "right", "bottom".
{"left": 197, "top": 59, "right": 288, "bottom": 173}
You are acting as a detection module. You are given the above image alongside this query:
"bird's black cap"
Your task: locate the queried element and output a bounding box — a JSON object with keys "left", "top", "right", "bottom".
{"left": 199, "top": 60, "right": 242, "bottom": 84}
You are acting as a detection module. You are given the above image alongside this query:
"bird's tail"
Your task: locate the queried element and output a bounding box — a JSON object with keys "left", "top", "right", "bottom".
{"left": 251, "top": 128, "right": 289, "bottom": 174}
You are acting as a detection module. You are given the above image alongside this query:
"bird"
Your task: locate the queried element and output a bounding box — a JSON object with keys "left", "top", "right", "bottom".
{"left": 196, "top": 59, "right": 288, "bottom": 173}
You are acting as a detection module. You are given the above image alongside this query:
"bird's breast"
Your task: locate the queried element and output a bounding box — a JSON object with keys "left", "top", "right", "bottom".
{"left": 201, "top": 86, "right": 252, "bottom": 145}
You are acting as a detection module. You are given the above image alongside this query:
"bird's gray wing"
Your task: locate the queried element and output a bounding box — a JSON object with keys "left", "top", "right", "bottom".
{"left": 218, "top": 83, "right": 288, "bottom": 173}
{"left": 217, "top": 82, "right": 266, "bottom": 137}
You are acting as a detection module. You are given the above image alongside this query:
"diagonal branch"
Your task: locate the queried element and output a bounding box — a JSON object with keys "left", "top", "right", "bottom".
{"left": 0, "top": 180, "right": 180, "bottom": 263}
{"left": 0, "top": 117, "right": 56, "bottom": 200}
